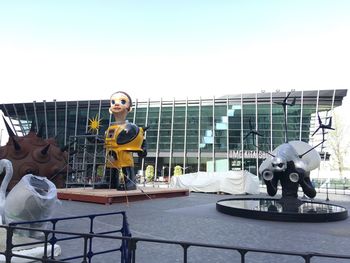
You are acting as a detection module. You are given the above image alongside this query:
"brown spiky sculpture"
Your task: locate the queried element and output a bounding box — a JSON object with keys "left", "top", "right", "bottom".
{"left": 0, "top": 118, "right": 68, "bottom": 190}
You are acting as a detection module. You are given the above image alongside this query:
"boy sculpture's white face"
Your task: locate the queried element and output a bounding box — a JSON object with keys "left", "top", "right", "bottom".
{"left": 109, "top": 92, "right": 131, "bottom": 115}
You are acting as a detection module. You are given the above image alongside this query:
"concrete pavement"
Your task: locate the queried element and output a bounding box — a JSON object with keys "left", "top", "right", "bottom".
{"left": 51, "top": 190, "right": 350, "bottom": 263}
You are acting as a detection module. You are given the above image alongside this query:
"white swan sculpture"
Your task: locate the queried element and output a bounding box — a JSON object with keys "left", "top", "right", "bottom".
{"left": 0, "top": 159, "right": 61, "bottom": 262}
{"left": 0, "top": 159, "right": 13, "bottom": 225}
{"left": 0, "top": 159, "right": 58, "bottom": 227}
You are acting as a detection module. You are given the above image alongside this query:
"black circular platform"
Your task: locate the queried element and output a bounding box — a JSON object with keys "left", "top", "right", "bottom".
{"left": 216, "top": 198, "right": 348, "bottom": 222}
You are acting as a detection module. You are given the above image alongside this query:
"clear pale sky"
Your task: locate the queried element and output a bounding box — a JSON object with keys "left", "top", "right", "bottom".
{"left": 0, "top": 0, "right": 349, "bottom": 104}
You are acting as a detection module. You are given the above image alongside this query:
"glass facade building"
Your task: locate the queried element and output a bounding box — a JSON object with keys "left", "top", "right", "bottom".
{"left": 0, "top": 89, "right": 347, "bottom": 179}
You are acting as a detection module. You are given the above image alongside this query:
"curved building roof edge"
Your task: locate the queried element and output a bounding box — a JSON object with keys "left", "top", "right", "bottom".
{"left": 0, "top": 89, "right": 347, "bottom": 107}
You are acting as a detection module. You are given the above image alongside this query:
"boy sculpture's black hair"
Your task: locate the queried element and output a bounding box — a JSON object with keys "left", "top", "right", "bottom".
{"left": 111, "top": 91, "right": 132, "bottom": 111}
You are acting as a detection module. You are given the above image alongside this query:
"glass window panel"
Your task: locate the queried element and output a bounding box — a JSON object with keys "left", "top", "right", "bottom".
{"left": 12, "top": 104, "right": 29, "bottom": 134}
{"left": 242, "top": 103, "right": 256, "bottom": 151}
{"left": 66, "top": 102, "right": 78, "bottom": 139}
{"left": 214, "top": 104, "right": 227, "bottom": 152}
{"left": 55, "top": 102, "right": 67, "bottom": 146}
{"left": 301, "top": 101, "right": 317, "bottom": 143}
{"left": 271, "top": 101, "right": 285, "bottom": 148}
{"left": 286, "top": 103, "right": 302, "bottom": 141}
{"left": 172, "top": 106, "right": 185, "bottom": 151}
{"left": 186, "top": 105, "right": 199, "bottom": 151}
{"left": 200, "top": 105, "right": 213, "bottom": 152}
{"left": 44, "top": 103, "right": 56, "bottom": 138}
{"left": 228, "top": 102, "right": 242, "bottom": 151}
{"left": 257, "top": 103, "right": 271, "bottom": 152}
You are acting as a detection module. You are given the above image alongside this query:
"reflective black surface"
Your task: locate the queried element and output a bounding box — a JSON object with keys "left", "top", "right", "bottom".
{"left": 216, "top": 198, "right": 348, "bottom": 222}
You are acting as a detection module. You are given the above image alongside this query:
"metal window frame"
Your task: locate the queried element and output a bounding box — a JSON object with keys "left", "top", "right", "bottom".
{"left": 183, "top": 97, "right": 188, "bottom": 172}
{"left": 154, "top": 98, "right": 162, "bottom": 182}
{"left": 197, "top": 97, "right": 202, "bottom": 172}
{"left": 43, "top": 100, "right": 48, "bottom": 139}
{"left": 212, "top": 96, "right": 215, "bottom": 171}
{"left": 299, "top": 90, "right": 304, "bottom": 140}
{"left": 12, "top": 103, "right": 23, "bottom": 135}
{"left": 33, "top": 101, "right": 39, "bottom": 134}
{"left": 240, "top": 94, "right": 244, "bottom": 170}
{"left": 169, "top": 98, "right": 175, "bottom": 177}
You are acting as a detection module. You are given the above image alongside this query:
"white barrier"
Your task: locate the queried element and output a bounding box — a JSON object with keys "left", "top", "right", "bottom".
{"left": 170, "top": 170, "right": 260, "bottom": 195}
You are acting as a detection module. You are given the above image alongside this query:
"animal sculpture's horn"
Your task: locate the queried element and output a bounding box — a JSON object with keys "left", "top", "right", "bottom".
{"left": 41, "top": 144, "right": 50, "bottom": 155}
{"left": 289, "top": 172, "right": 299, "bottom": 183}
{"left": 12, "top": 137, "right": 21, "bottom": 151}
{"left": 262, "top": 170, "right": 273, "bottom": 181}
{"left": 3, "top": 117, "right": 16, "bottom": 137}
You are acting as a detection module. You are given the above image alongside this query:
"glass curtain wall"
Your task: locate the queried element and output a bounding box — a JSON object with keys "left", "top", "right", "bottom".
{"left": 1, "top": 90, "right": 346, "bottom": 181}
{"left": 186, "top": 100, "right": 200, "bottom": 174}
{"left": 227, "top": 97, "right": 242, "bottom": 171}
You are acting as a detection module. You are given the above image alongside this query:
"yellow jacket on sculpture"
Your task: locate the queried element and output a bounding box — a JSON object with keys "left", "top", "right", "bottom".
{"left": 104, "top": 121, "right": 145, "bottom": 168}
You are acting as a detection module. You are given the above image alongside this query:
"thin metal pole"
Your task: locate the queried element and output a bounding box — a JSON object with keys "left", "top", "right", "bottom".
{"left": 169, "top": 98, "right": 175, "bottom": 178}
{"left": 255, "top": 93, "right": 258, "bottom": 173}
{"left": 5, "top": 226, "right": 14, "bottom": 263}
{"left": 240, "top": 94, "right": 244, "bottom": 171}
{"left": 285, "top": 91, "right": 288, "bottom": 143}
{"left": 133, "top": 98, "right": 137, "bottom": 123}
{"left": 54, "top": 99, "right": 57, "bottom": 136}
{"left": 226, "top": 97, "right": 229, "bottom": 170}
{"left": 182, "top": 244, "right": 189, "bottom": 263}
{"left": 312, "top": 90, "right": 320, "bottom": 147}
{"left": 73, "top": 101, "right": 80, "bottom": 188}
{"left": 64, "top": 101, "right": 68, "bottom": 145}
{"left": 212, "top": 96, "right": 215, "bottom": 171}
{"left": 197, "top": 97, "right": 202, "bottom": 172}
{"left": 270, "top": 92, "right": 273, "bottom": 152}
{"left": 239, "top": 249, "right": 247, "bottom": 263}
{"left": 299, "top": 90, "right": 304, "bottom": 140}
{"left": 107, "top": 107, "right": 113, "bottom": 188}
{"left": 143, "top": 99, "right": 150, "bottom": 184}
{"left": 133, "top": 98, "right": 138, "bottom": 183}
{"left": 183, "top": 97, "right": 188, "bottom": 173}
{"left": 74, "top": 101, "right": 79, "bottom": 138}
{"left": 22, "top": 103, "right": 30, "bottom": 134}
{"left": 33, "top": 101, "right": 39, "bottom": 134}
{"left": 43, "top": 100, "right": 48, "bottom": 139}
{"left": 91, "top": 100, "right": 102, "bottom": 187}
{"left": 155, "top": 98, "right": 162, "bottom": 184}
{"left": 82, "top": 101, "right": 91, "bottom": 186}
{"left": 85, "top": 101, "right": 91, "bottom": 133}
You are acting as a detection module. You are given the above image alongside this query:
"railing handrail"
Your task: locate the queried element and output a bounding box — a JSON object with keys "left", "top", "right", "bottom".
{"left": 1, "top": 224, "right": 350, "bottom": 263}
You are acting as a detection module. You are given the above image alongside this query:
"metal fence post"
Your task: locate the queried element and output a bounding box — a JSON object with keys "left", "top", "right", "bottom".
{"left": 181, "top": 244, "right": 189, "bottom": 263}
{"left": 128, "top": 239, "right": 137, "bottom": 263}
{"left": 303, "top": 254, "right": 312, "bottom": 263}
{"left": 5, "top": 226, "right": 13, "bottom": 263}
{"left": 238, "top": 249, "right": 247, "bottom": 263}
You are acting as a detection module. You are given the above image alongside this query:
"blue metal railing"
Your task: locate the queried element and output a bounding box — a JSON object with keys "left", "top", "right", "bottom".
{"left": 4, "top": 211, "right": 131, "bottom": 263}
{"left": 1, "top": 224, "right": 350, "bottom": 263}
